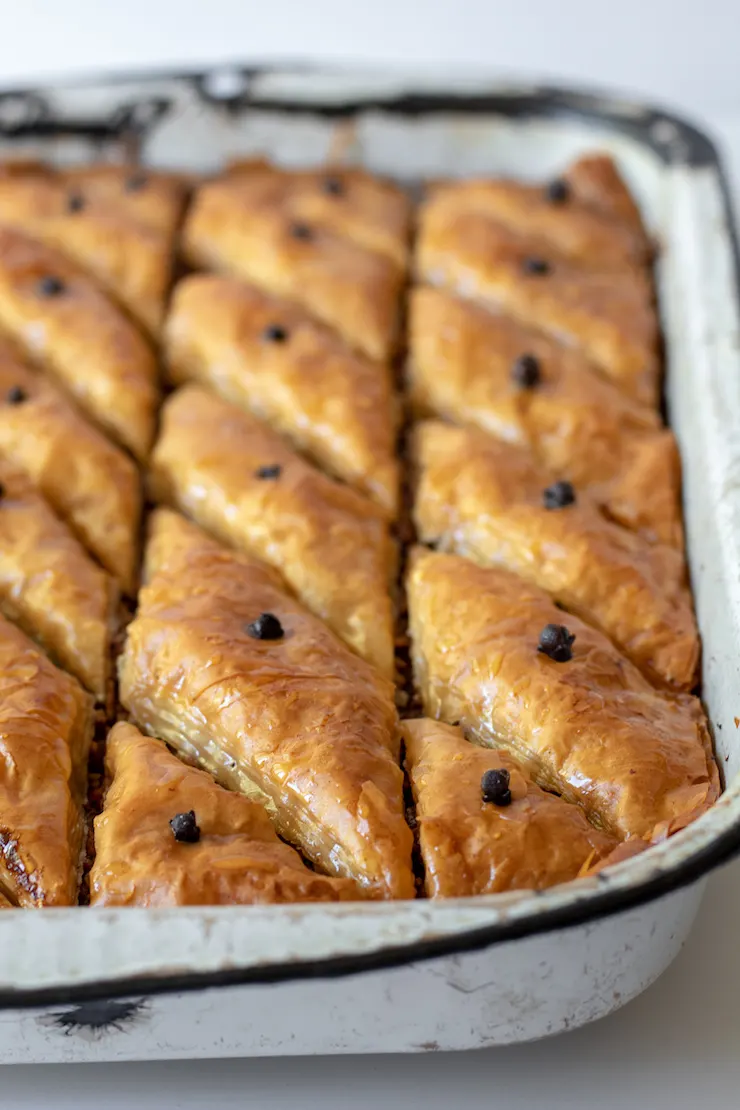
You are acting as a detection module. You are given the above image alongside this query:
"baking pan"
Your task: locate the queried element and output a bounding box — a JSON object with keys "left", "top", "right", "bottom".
{"left": 0, "top": 64, "right": 738, "bottom": 1063}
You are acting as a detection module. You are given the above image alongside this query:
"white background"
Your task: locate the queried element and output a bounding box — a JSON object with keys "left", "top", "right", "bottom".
{"left": 1, "top": 2, "right": 740, "bottom": 1106}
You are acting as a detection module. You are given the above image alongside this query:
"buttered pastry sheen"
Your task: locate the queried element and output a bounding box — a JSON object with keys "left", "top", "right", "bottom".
{"left": 0, "top": 153, "right": 715, "bottom": 908}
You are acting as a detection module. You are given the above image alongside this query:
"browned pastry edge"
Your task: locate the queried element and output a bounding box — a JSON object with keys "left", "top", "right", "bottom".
{"left": 91, "top": 722, "right": 361, "bottom": 906}
{"left": 411, "top": 420, "right": 699, "bottom": 692}
{"left": 0, "top": 614, "right": 94, "bottom": 907}
{"left": 0, "top": 225, "right": 159, "bottom": 460}
{"left": 0, "top": 335, "right": 142, "bottom": 594}
{"left": 0, "top": 150, "right": 715, "bottom": 907}
{"left": 164, "top": 273, "right": 401, "bottom": 518}
{"left": 0, "top": 461, "right": 118, "bottom": 700}
{"left": 407, "top": 547, "right": 718, "bottom": 843}
{"left": 119, "top": 509, "right": 415, "bottom": 900}
{"left": 403, "top": 718, "right": 623, "bottom": 898}
{"left": 148, "top": 385, "right": 398, "bottom": 678}
{"left": 181, "top": 167, "right": 408, "bottom": 361}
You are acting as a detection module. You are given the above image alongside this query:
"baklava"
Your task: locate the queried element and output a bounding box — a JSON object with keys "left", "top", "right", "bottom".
{"left": 0, "top": 151, "right": 716, "bottom": 908}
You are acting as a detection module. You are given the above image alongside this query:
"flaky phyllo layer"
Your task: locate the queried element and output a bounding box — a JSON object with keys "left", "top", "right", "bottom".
{"left": 0, "top": 151, "right": 717, "bottom": 907}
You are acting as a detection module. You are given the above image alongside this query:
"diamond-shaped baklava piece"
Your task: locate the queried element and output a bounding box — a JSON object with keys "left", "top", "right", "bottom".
{"left": 0, "top": 463, "right": 116, "bottom": 700}
{"left": 182, "top": 162, "right": 410, "bottom": 360}
{"left": 91, "top": 723, "right": 360, "bottom": 907}
{"left": 165, "top": 274, "right": 399, "bottom": 516}
{"left": 150, "top": 386, "right": 396, "bottom": 677}
{"left": 119, "top": 510, "right": 414, "bottom": 899}
{"left": 223, "top": 159, "right": 411, "bottom": 267}
{"left": 0, "top": 338, "right": 141, "bottom": 593}
{"left": 412, "top": 421, "right": 698, "bottom": 692}
{"left": 407, "top": 548, "right": 718, "bottom": 842}
{"left": 407, "top": 287, "right": 681, "bottom": 546}
{"left": 59, "top": 164, "right": 188, "bottom": 236}
{"left": 0, "top": 163, "right": 186, "bottom": 334}
{"left": 423, "top": 165, "right": 648, "bottom": 271}
{"left": 415, "top": 199, "right": 658, "bottom": 406}
{"left": 0, "top": 226, "right": 158, "bottom": 459}
{"left": 0, "top": 614, "right": 93, "bottom": 906}
{"left": 404, "top": 718, "right": 638, "bottom": 897}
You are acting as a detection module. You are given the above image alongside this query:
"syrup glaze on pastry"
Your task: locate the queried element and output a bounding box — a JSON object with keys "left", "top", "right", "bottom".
{"left": 0, "top": 226, "right": 158, "bottom": 459}
{"left": 563, "top": 154, "right": 649, "bottom": 243}
{"left": 0, "top": 614, "right": 93, "bottom": 906}
{"left": 91, "top": 722, "right": 360, "bottom": 906}
{"left": 407, "top": 287, "right": 681, "bottom": 546}
{"left": 165, "top": 274, "right": 399, "bottom": 516}
{"left": 149, "top": 386, "right": 396, "bottom": 678}
{"left": 0, "top": 164, "right": 184, "bottom": 334}
{"left": 404, "top": 718, "right": 630, "bottom": 897}
{"left": 0, "top": 337, "right": 141, "bottom": 592}
{"left": 222, "top": 159, "right": 411, "bottom": 268}
{"left": 412, "top": 421, "right": 698, "bottom": 691}
{"left": 0, "top": 149, "right": 715, "bottom": 908}
{"left": 59, "top": 164, "right": 188, "bottom": 237}
{"left": 407, "top": 548, "right": 717, "bottom": 842}
{"left": 0, "top": 462, "right": 116, "bottom": 699}
{"left": 422, "top": 172, "right": 649, "bottom": 271}
{"left": 415, "top": 202, "right": 659, "bottom": 407}
{"left": 119, "top": 510, "right": 414, "bottom": 899}
{"left": 182, "top": 162, "right": 409, "bottom": 361}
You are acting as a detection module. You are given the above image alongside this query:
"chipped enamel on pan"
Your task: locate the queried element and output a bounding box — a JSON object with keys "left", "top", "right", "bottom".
{"left": 0, "top": 67, "right": 738, "bottom": 1063}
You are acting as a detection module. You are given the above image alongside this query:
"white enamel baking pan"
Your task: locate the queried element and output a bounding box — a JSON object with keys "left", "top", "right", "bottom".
{"left": 0, "top": 65, "right": 739, "bottom": 1064}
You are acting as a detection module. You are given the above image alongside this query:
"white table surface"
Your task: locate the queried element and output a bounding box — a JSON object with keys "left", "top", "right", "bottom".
{"left": 2, "top": 6, "right": 740, "bottom": 1105}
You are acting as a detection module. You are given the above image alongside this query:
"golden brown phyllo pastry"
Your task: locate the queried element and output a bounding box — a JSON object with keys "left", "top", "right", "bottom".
{"left": 0, "top": 148, "right": 715, "bottom": 908}
{"left": 149, "top": 386, "right": 396, "bottom": 678}
{"left": 0, "top": 614, "right": 93, "bottom": 907}
{"left": 0, "top": 226, "right": 158, "bottom": 460}
{"left": 91, "top": 722, "right": 360, "bottom": 907}
{"left": 182, "top": 161, "right": 410, "bottom": 361}
{"left": 415, "top": 178, "right": 659, "bottom": 406}
{"left": 119, "top": 510, "right": 414, "bottom": 900}
{"left": 407, "top": 287, "right": 681, "bottom": 548}
{"left": 0, "top": 337, "right": 141, "bottom": 594}
{"left": 0, "top": 462, "right": 116, "bottom": 700}
{"left": 407, "top": 548, "right": 717, "bottom": 843}
{"left": 164, "top": 274, "right": 399, "bottom": 516}
{"left": 411, "top": 421, "right": 698, "bottom": 692}
{"left": 0, "top": 162, "right": 185, "bottom": 335}
{"left": 404, "top": 718, "right": 635, "bottom": 898}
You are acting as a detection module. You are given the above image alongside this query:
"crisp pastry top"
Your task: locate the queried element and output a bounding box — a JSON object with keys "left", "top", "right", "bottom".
{"left": 182, "top": 164, "right": 410, "bottom": 361}
{"left": 0, "top": 461, "right": 116, "bottom": 700}
{"left": 0, "top": 163, "right": 184, "bottom": 334}
{"left": 0, "top": 336, "right": 141, "bottom": 593}
{"left": 404, "top": 718, "right": 628, "bottom": 898}
{"left": 165, "top": 273, "right": 399, "bottom": 517}
{"left": 91, "top": 723, "right": 359, "bottom": 907}
{"left": 412, "top": 421, "right": 698, "bottom": 692}
{"left": 423, "top": 173, "right": 648, "bottom": 271}
{"left": 0, "top": 613, "right": 93, "bottom": 907}
{"left": 119, "top": 510, "right": 414, "bottom": 899}
{"left": 222, "top": 159, "right": 412, "bottom": 267}
{"left": 0, "top": 150, "right": 715, "bottom": 908}
{"left": 149, "top": 385, "right": 396, "bottom": 678}
{"left": 563, "top": 154, "right": 649, "bottom": 241}
{"left": 407, "top": 548, "right": 717, "bottom": 842}
{"left": 0, "top": 226, "right": 158, "bottom": 460}
{"left": 407, "top": 287, "right": 681, "bottom": 547}
{"left": 415, "top": 200, "right": 659, "bottom": 407}
{"left": 59, "top": 164, "right": 188, "bottom": 236}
